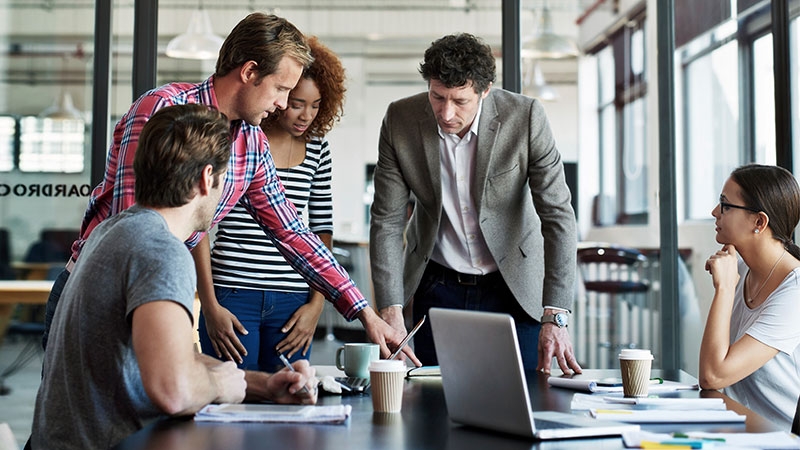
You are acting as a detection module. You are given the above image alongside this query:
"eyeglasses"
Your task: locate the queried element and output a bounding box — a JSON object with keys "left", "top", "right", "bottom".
{"left": 718, "top": 201, "right": 761, "bottom": 215}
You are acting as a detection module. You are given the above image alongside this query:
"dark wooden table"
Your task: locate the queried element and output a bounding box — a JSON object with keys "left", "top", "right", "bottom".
{"left": 113, "top": 369, "right": 782, "bottom": 450}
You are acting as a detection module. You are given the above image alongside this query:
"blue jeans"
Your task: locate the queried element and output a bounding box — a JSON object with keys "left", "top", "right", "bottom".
{"left": 42, "top": 268, "right": 70, "bottom": 350}
{"left": 412, "top": 262, "right": 541, "bottom": 371}
{"left": 198, "top": 287, "right": 312, "bottom": 372}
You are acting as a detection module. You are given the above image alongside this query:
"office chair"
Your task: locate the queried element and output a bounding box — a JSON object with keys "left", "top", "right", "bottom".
{"left": 793, "top": 395, "right": 800, "bottom": 435}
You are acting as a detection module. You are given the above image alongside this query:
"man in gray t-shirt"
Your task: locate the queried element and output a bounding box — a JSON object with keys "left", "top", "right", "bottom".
{"left": 30, "top": 105, "right": 318, "bottom": 450}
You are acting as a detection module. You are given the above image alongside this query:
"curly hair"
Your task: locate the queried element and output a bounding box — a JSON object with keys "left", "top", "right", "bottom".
{"left": 262, "top": 36, "right": 346, "bottom": 141}
{"left": 419, "top": 33, "right": 496, "bottom": 94}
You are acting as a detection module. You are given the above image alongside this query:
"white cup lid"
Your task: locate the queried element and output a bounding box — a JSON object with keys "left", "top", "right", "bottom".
{"left": 369, "top": 359, "right": 406, "bottom": 372}
{"left": 618, "top": 349, "right": 653, "bottom": 360}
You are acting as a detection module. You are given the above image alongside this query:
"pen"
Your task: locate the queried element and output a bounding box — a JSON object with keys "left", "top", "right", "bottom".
{"left": 640, "top": 441, "right": 693, "bottom": 449}
{"left": 672, "top": 433, "right": 726, "bottom": 442}
{"left": 389, "top": 315, "right": 426, "bottom": 360}
{"left": 277, "top": 351, "right": 310, "bottom": 395}
{"left": 656, "top": 438, "right": 719, "bottom": 448}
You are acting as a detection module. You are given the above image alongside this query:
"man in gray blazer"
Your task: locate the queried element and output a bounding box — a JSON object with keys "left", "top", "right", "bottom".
{"left": 370, "top": 33, "right": 581, "bottom": 374}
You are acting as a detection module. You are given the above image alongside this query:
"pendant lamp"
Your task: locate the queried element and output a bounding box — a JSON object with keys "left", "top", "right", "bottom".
{"left": 166, "top": 8, "right": 224, "bottom": 60}
{"left": 521, "top": 4, "right": 579, "bottom": 60}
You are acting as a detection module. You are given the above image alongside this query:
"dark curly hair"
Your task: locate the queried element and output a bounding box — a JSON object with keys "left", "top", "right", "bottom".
{"left": 419, "top": 33, "right": 496, "bottom": 94}
{"left": 262, "top": 36, "right": 346, "bottom": 141}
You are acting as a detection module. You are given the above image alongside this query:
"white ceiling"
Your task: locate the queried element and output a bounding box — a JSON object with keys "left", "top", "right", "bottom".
{"left": 0, "top": 0, "right": 586, "bottom": 85}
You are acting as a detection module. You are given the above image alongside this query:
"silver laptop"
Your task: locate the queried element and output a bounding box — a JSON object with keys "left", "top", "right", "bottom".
{"left": 429, "top": 308, "right": 640, "bottom": 440}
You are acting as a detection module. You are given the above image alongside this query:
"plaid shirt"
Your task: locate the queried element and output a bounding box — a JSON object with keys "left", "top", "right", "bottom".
{"left": 71, "top": 76, "right": 366, "bottom": 320}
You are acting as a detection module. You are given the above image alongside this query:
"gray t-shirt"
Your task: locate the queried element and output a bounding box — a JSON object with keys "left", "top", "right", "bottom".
{"left": 31, "top": 205, "right": 196, "bottom": 450}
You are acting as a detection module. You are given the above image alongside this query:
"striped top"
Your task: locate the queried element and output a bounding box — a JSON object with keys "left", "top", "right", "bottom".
{"left": 210, "top": 137, "right": 333, "bottom": 292}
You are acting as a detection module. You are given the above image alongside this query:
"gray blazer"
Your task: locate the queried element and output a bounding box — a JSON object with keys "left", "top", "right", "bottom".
{"left": 369, "top": 89, "right": 576, "bottom": 321}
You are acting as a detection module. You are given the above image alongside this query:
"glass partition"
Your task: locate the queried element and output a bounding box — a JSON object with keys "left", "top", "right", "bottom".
{"left": 0, "top": 4, "right": 96, "bottom": 273}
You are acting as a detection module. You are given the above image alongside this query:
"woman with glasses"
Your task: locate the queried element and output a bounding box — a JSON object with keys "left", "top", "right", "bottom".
{"left": 700, "top": 163, "right": 800, "bottom": 429}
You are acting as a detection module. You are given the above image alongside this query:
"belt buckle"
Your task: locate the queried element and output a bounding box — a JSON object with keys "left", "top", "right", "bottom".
{"left": 457, "top": 272, "right": 478, "bottom": 286}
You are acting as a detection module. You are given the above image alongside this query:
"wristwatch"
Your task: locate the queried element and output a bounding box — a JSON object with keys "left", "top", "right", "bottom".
{"left": 541, "top": 312, "right": 569, "bottom": 328}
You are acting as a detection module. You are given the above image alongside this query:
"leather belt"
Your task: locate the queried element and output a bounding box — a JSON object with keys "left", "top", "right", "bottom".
{"left": 426, "top": 261, "right": 502, "bottom": 286}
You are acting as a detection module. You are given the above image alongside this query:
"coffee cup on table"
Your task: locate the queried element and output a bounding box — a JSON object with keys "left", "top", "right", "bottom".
{"left": 618, "top": 349, "right": 654, "bottom": 398}
{"left": 369, "top": 359, "right": 406, "bottom": 413}
{"left": 335, "top": 343, "right": 380, "bottom": 378}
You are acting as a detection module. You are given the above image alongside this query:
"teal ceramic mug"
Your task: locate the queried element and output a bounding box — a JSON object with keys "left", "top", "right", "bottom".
{"left": 335, "top": 343, "right": 380, "bottom": 378}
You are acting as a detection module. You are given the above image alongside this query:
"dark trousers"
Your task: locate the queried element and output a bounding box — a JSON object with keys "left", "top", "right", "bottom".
{"left": 412, "top": 261, "right": 541, "bottom": 371}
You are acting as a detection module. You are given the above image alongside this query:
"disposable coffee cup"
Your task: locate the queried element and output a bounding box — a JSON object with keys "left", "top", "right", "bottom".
{"left": 369, "top": 359, "right": 406, "bottom": 413}
{"left": 619, "top": 349, "right": 653, "bottom": 397}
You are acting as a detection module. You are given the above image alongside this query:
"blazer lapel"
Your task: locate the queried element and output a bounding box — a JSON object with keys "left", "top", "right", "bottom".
{"left": 473, "top": 91, "right": 500, "bottom": 210}
{"left": 418, "top": 108, "right": 442, "bottom": 206}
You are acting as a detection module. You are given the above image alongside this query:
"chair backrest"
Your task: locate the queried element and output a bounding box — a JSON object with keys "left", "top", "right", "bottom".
{"left": 577, "top": 244, "right": 649, "bottom": 294}
{"left": 0, "top": 229, "right": 13, "bottom": 280}
{"left": 25, "top": 228, "right": 78, "bottom": 263}
{"left": 792, "top": 395, "right": 800, "bottom": 435}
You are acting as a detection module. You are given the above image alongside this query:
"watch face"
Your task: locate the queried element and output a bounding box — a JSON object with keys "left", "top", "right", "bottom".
{"left": 555, "top": 313, "right": 568, "bottom": 327}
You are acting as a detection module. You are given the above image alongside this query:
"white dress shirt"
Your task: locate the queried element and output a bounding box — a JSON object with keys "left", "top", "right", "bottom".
{"left": 430, "top": 100, "right": 498, "bottom": 275}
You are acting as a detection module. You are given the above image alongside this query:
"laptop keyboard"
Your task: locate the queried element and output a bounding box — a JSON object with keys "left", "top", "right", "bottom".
{"left": 335, "top": 376, "right": 370, "bottom": 393}
{"left": 533, "top": 418, "right": 576, "bottom": 430}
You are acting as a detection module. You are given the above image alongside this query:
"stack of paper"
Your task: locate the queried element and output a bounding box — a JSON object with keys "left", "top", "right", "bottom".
{"left": 590, "top": 408, "right": 745, "bottom": 423}
{"left": 570, "top": 394, "right": 745, "bottom": 424}
{"left": 548, "top": 376, "right": 698, "bottom": 393}
{"left": 194, "top": 403, "right": 352, "bottom": 424}
{"left": 622, "top": 430, "right": 800, "bottom": 449}
{"left": 571, "top": 393, "right": 727, "bottom": 411}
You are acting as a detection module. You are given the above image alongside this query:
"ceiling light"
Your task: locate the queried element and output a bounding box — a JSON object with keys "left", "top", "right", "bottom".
{"left": 40, "top": 91, "right": 83, "bottom": 120}
{"left": 521, "top": 5, "right": 579, "bottom": 60}
{"left": 522, "top": 60, "right": 558, "bottom": 102}
{"left": 166, "top": 9, "right": 224, "bottom": 60}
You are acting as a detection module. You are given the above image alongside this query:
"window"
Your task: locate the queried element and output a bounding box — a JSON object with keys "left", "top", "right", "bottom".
{"left": 683, "top": 40, "right": 739, "bottom": 220}
{"left": 681, "top": 2, "right": 800, "bottom": 220}
{"left": 753, "top": 33, "right": 776, "bottom": 164}
{"left": 793, "top": 15, "right": 800, "bottom": 176}
{"left": 593, "top": 18, "right": 648, "bottom": 226}
{"left": 0, "top": 116, "right": 15, "bottom": 172}
{"left": 18, "top": 117, "right": 85, "bottom": 173}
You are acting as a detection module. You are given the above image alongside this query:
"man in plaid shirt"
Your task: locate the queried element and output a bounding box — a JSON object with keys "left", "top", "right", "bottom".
{"left": 42, "top": 13, "right": 420, "bottom": 366}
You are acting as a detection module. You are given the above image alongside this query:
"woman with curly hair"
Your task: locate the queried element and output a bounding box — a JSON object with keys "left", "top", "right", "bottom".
{"left": 198, "top": 36, "right": 347, "bottom": 372}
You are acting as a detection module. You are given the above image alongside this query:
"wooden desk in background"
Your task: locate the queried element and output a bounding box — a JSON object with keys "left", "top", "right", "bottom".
{"left": 10, "top": 262, "right": 61, "bottom": 281}
{"left": 0, "top": 280, "right": 53, "bottom": 345}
